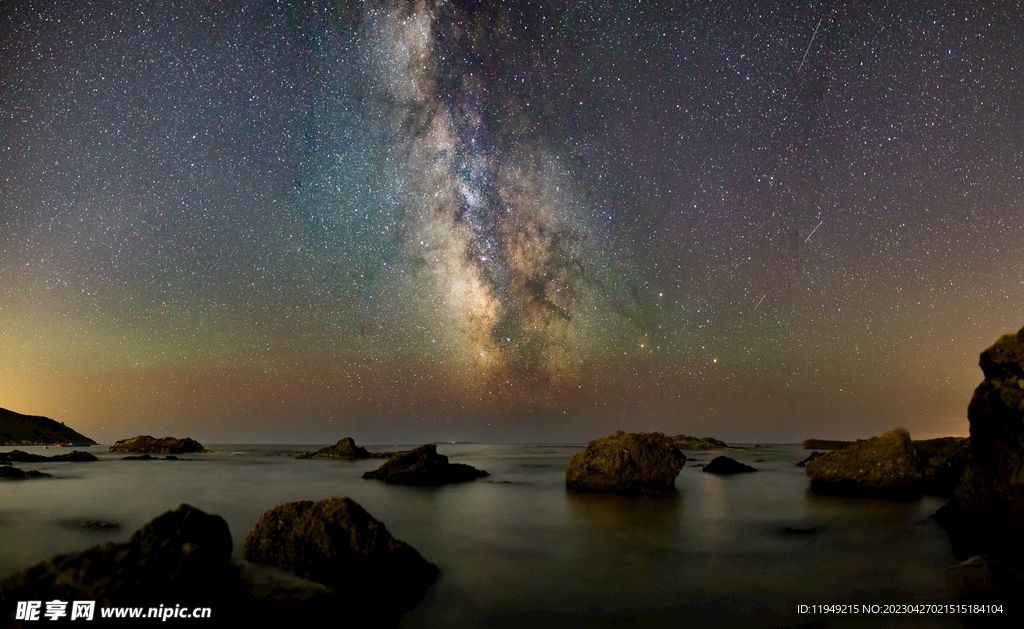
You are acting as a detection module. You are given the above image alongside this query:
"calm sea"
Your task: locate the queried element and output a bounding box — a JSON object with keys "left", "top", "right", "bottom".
{"left": 1, "top": 443, "right": 959, "bottom": 628}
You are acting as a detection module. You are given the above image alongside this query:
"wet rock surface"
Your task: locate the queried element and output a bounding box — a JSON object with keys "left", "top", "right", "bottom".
{"left": 702, "top": 456, "right": 757, "bottom": 475}
{"left": 109, "top": 435, "right": 209, "bottom": 454}
{"left": 565, "top": 430, "right": 686, "bottom": 493}
{"left": 363, "top": 444, "right": 488, "bottom": 485}
{"left": 803, "top": 429, "right": 923, "bottom": 497}
{"left": 243, "top": 496, "right": 438, "bottom": 621}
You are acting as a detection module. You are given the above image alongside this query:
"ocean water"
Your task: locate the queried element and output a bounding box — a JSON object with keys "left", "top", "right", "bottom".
{"left": 0, "top": 444, "right": 960, "bottom": 628}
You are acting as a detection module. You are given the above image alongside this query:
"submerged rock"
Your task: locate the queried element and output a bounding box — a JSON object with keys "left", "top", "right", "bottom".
{"left": 804, "top": 429, "right": 922, "bottom": 497}
{"left": 109, "top": 435, "right": 209, "bottom": 454}
{"left": 243, "top": 496, "right": 438, "bottom": 620}
{"left": 703, "top": 456, "right": 757, "bottom": 474}
{"left": 296, "top": 437, "right": 405, "bottom": 460}
{"left": 363, "top": 444, "right": 488, "bottom": 485}
{"left": 0, "top": 465, "right": 50, "bottom": 480}
{"left": 1, "top": 449, "right": 98, "bottom": 462}
{"left": 565, "top": 430, "right": 686, "bottom": 493}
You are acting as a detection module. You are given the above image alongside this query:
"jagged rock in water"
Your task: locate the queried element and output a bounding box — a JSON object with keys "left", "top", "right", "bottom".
{"left": 796, "top": 451, "right": 824, "bottom": 467}
{"left": 935, "top": 325, "right": 1024, "bottom": 565}
{"left": 915, "top": 437, "right": 969, "bottom": 497}
{"left": 671, "top": 434, "right": 731, "bottom": 450}
{"left": 565, "top": 430, "right": 686, "bottom": 493}
{"left": 362, "top": 444, "right": 487, "bottom": 485}
{"left": 1, "top": 449, "right": 98, "bottom": 462}
{"left": 296, "top": 437, "right": 405, "bottom": 460}
{"left": 243, "top": 496, "right": 438, "bottom": 621}
{"left": 703, "top": 456, "right": 757, "bottom": 474}
{"left": 801, "top": 439, "right": 859, "bottom": 450}
{"left": 804, "top": 429, "right": 922, "bottom": 497}
{"left": 109, "top": 435, "right": 209, "bottom": 454}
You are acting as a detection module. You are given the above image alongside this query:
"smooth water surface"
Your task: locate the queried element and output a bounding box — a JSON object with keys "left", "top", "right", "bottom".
{"left": 0, "top": 444, "right": 959, "bottom": 627}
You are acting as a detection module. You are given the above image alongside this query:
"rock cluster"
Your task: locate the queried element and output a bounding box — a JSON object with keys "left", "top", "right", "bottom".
{"left": 109, "top": 435, "right": 209, "bottom": 454}
{"left": 1, "top": 498, "right": 438, "bottom": 625}
{"left": 565, "top": 430, "right": 686, "bottom": 493}
{"left": 0, "top": 466, "right": 50, "bottom": 480}
{"left": 803, "top": 429, "right": 923, "bottom": 497}
{"left": 296, "top": 437, "right": 404, "bottom": 460}
{"left": 363, "top": 444, "right": 488, "bottom": 485}
{"left": 703, "top": 456, "right": 757, "bottom": 474}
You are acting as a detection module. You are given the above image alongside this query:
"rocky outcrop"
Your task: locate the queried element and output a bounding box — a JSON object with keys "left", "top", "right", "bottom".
{"left": 671, "top": 434, "right": 732, "bottom": 450}
{"left": 565, "top": 430, "right": 686, "bottom": 493}
{"left": 801, "top": 439, "right": 859, "bottom": 450}
{"left": 0, "top": 465, "right": 50, "bottom": 480}
{"left": 1, "top": 449, "right": 98, "bottom": 462}
{"left": 915, "top": 437, "right": 968, "bottom": 497}
{"left": 935, "top": 326, "right": 1024, "bottom": 564}
{"left": 362, "top": 444, "right": 488, "bottom": 485}
{"left": 243, "top": 496, "right": 438, "bottom": 620}
{"left": 296, "top": 437, "right": 405, "bottom": 460}
{"left": 0, "top": 504, "right": 336, "bottom": 625}
{"left": 703, "top": 456, "right": 757, "bottom": 474}
{"left": 804, "top": 429, "right": 923, "bottom": 497}
{"left": 796, "top": 451, "right": 824, "bottom": 467}
{"left": 109, "top": 435, "right": 209, "bottom": 454}
{"left": 0, "top": 407, "right": 96, "bottom": 446}
{"left": 123, "top": 454, "right": 180, "bottom": 460}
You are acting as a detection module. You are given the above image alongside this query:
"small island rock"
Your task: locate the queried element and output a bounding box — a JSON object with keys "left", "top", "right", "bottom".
{"left": 296, "top": 437, "right": 405, "bottom": 460}
{"left": 109, "top": 435, "right": 209, "bottom": 454}
{"left": 363, "top": 444, "right": 488, "bottom": 485}
{"left": 672, "top": 434, "right": 733, "bottom": 450}
{"left": 703, "top": 456, "right": 757, "bottom": 474}
{"left": 565, "top": 430, "right": 686, "bottom": 493}
{"left": 243, "top": 496, "right": 438, "bottom": 619}
{"left": 804, "top": 428, "right": 922, "bottom": 497}
{"left": 2, "top": 449, "right": 98, "bottom": 463}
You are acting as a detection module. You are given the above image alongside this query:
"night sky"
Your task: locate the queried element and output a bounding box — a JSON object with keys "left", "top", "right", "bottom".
{"left": 2, "top": 0, "right": 1022, "bottom": 444}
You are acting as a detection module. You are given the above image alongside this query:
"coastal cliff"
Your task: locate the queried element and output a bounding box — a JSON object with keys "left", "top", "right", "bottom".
{"left": 0, "top": 407, "right": 96, "bottom": 446}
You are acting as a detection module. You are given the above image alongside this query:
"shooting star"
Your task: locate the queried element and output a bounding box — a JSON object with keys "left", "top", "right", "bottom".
{"left": 797, "top": 17, "right": 823, "bottom": 74}
{"left": 752, "top": 294, "right": 767, "bottom": 313}
{"left": 805, "top": 220, "right": 823, "bottom": 242}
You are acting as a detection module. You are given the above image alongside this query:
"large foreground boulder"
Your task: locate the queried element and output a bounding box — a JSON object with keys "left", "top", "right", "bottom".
{"left": 565, "top": 430, "right": 686, "bottom": 493}
{"left": 935, "top": 326, "right": 1024, "bottom": 562}
{"left": 0, "top": 504, "right": 334, "bottom": 626}
{"left": 804, "top": 429, "right": 922, "bottom": 497}
{"left": 362, "top": 444, "right": 488, "bottom": 485}
{"left": 109, "top": 435, "right": 209, "bottom": 454}
{"left": 243, "top": 496, "right": 438, "bottom": 620}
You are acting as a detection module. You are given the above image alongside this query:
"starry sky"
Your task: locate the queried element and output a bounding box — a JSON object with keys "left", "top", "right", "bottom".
{"left": 2, "top": 0, "right": 1022, "bottom": 444}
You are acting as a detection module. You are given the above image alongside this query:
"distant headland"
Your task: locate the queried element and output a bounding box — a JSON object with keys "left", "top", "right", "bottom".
{"left": 0, "top": 407, "right": 96, "bottom": 446}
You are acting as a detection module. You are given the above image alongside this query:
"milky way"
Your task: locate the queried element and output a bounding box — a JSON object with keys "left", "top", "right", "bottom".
{"left": 1, "top": 0, "right": 1023, "bottom": 443}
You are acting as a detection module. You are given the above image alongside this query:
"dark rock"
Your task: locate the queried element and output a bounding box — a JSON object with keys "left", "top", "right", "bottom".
{"left": 801, "top": 439, "right": 860, "bottom": 450}
{"left": 754, "top": 459, "right": 767, "bottom": 462}
{"left": 945, "top": 554, "right": 1024, "bottom": 627}
{"left": 703, "top": 456, "right": 757, "bottom": 474}
{"left": 796, "top": 451, "right": 825, "bottom": 467}
{"left": 565, "top": 430, "right": 686, "bottom": 493}
{"left": 671, "top": 434, "right": 731, "bottom": 450}
{"left": 164, "top": 455, "right": 179, "bottom": 460}
{"left": 782, "top": 526, "right": 819, "bottom": 535}
{"left": 0, "top": 465, "right": 49, "bottom": 480}
{"left": 109, "top": 435, "right": 209, "bottom": 454}
{"left": 363, "top": 444, "right": 488, "bottom": 485}
{"left": 123, "top": 454, "right": 157, "bottom": 460}
{"left": 0, "top": 406, "right": 97, "bottom": 446}
{"left": 296, "top": 437, "right": 405, "bottom": 460}
{"left": 936, "top": 326, "right": 1024, "bottom": 563}
{"left": 915, "top": 437, "right": 969, "bottom": 497}
{"left": 1, "top": 449, "right": 98, "bottom": 462}
{"left": 0, "top": 505, "right": 244, "bottom": 610}
{"left": 804, "top": 428, "right": 922, "bottom": 497}
{"left": 80, "top": 520, "right": 121, "bottom": 531}
{"left": 243, "top": 496, "right": 438, "bottom": 620}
